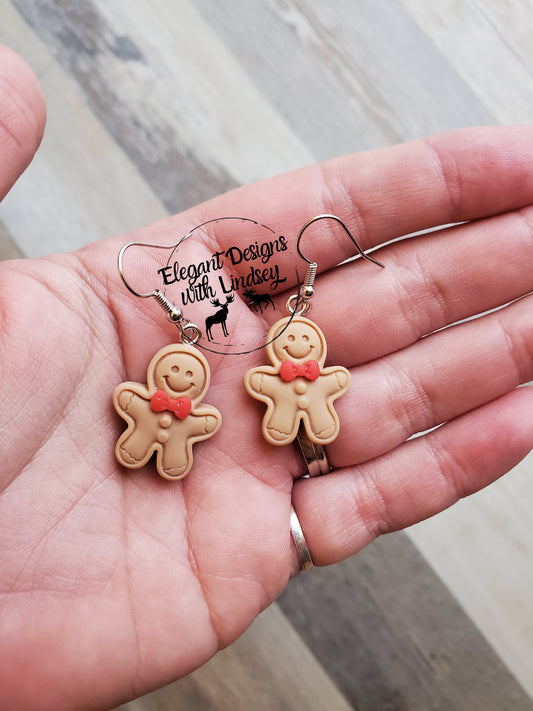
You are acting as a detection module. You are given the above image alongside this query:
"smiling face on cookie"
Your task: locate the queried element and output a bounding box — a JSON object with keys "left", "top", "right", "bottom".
{"left": 267, "top": 316, "right": 327, "bottom": 367}
{"left": 148, "top": 345, "right": 210, "bottom": 402}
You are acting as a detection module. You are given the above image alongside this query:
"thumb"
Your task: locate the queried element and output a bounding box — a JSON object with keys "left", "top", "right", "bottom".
{"left": 0, "top": 44, "right": 46, "bottom": 201}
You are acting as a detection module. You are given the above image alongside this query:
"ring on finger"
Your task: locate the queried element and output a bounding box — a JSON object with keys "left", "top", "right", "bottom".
{"left": 290, "top": 505, "right": 314, "bottom": 572}
{"left": 296, "top": 424, "right": 331, "bottom": 477}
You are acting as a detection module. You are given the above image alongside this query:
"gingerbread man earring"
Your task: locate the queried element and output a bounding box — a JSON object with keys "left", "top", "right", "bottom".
{"left": 244, "top": 214, "right": 385, "bottom": 476}
{"left": 113, "top": 239, "right": 221, "bottom": 481}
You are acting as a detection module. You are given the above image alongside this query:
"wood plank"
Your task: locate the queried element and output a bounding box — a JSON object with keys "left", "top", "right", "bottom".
{"left": 0, "top": 219, "right": 23, "bottom": 260}
{"left": 11, "top": 0, "right": 312, "bottom": 216}
{"left": 402, "top": 0, "right": 533, "bottom": 124}
{"left": 480, "top": 0, "right": 533, "bottom": 77}
{"left": 194, "top": 0, "right": 493, "bottom": 154}
{"left": 279, "top": 534, "right": 533, "bottom": 711}
{"left": 0, "top": 0, "right": 167, "bottom": 256}
{"left": 115, "top": 603, "right": 354, "bottom": 711}
{"left": 409, "top": 454, "right": 533, "bottom": 699}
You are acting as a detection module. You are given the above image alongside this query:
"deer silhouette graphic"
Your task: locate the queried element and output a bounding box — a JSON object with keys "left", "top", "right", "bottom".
{"left": 205, "top": 294, "right": 235, "bottom": 341}
{"left": 243, "top": 289, "right": 274, "bottom": 314}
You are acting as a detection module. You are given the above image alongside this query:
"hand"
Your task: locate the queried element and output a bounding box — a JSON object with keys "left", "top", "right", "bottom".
{"left": 2, "top": 45, "right": 533, "bottom": 710}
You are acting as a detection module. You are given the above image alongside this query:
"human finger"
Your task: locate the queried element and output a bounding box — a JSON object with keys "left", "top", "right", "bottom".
{"left": 327, "top": 293, "right": 533, "bottom": 466}
{"left": 89, "top": 125, "right": 533, "bottom": 310}
{"left": 291, "top": 386, "right": 533, "bottom": 569}
{"left": 190, "top": 126, "right": 533, "bottom": 276}
{"left": 301, "top": 203, "right": 533, "bottom": 367}
{"left": 0, "top": 45, "right": 46, "bottom": 201}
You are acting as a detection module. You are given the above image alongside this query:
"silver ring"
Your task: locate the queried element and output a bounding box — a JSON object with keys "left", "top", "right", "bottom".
{"left": 290, "top": 506, "right": 314, "bottom": 572}
{"left": 296, "top": 424, "right": 331, "bottom": 477}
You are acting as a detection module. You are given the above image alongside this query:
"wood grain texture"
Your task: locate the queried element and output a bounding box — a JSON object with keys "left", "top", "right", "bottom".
{"left": 279, "top": 536, "right": 533, "bottom": 711}
{"left": 9, "top": 0, "right": 312, "bottom": 214}
{"left": 116, "top": 604, "right": 354, "bottom": 711}
{"left": 402, "top": 0, "right": 533, "bottom": 125}
{"left": 409, "top": 452, "right": 533, "bottom": 701}
{"left": 0, "top": 0, "right": 168, "bottom": 256}
{"left": 2, "top": 0, "right": 533, "bottom": 708}
{"left": 0, "top": 218, "right": 22, "bottom": 260}
{"left": 195, "top": 0, "right": 493, "bottom": 153}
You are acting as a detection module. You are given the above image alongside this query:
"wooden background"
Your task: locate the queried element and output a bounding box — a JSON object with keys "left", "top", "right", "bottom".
{"left": 2, "top": 1, "right": 533, "bottom": 709}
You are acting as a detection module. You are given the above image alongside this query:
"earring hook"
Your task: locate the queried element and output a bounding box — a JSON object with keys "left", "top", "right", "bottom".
{"left": 117, "top": 230, "right": 199, "bottom": 341}
{"left": 117, "top": 233, "right": 190, "bottom": 299}
{"left": 118, "top": 216, "right": 262, "bottom": 297}
{"left": 117, "top": 216, "right": 262, "bottom": 344}
{"left": 296, "top": 213, "right": 384, "bottom": 268}
{"left": 287, "top": 213, "right": 385, "bottom": 315}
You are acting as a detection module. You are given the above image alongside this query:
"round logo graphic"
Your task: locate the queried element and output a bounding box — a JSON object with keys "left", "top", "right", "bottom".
{"left": 155, "top": 217, "right": 301, "bottom": 356}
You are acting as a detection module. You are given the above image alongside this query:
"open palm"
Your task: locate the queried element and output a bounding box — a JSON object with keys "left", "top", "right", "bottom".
{"left": 2, "top": 46, "right": 533, "bottom": 710}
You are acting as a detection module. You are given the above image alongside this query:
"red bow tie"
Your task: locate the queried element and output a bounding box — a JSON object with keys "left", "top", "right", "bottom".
{"left": 151, "top": 391, "right": 192, "bottom": 419}
{"left": 280, "top": 359, "right": 320, "bottom": 382}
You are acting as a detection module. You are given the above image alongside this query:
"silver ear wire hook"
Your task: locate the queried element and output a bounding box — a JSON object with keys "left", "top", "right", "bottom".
{"left": 296, "top": 213, "right": 385, "bottom": 268}
{"left": 287, "top": 214, "right": 385, "bottom": 478}
{"left": 117, "top": 236, "right": 201, "bottom": 344}
{"left": 287, "top": 213, "right": 385, "bottom": 315}
{"left": 118, "top": 216, "right": 263, "bottom": 347}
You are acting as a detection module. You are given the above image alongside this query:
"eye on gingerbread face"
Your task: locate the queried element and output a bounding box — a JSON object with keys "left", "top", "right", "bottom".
{"left": 152, "top": 351, "right": 208, "bottom": 402}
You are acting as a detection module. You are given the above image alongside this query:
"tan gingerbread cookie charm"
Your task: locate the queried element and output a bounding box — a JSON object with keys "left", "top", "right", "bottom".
{"left": 244, "top": 316, "right": 349, "bottom": 446}
{"left": 244, "top": 214, "right": 385, "bottom": 468}
{"left": 114, "top": 343, "right": 221, "bottom": 480}
{"left": 114, "top": 236, "right": 222, "bottom": 480}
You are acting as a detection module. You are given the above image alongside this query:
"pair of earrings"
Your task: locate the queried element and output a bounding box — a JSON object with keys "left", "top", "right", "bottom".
{"left": 113, "top": 215, "right": 384, "bottom": 480}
